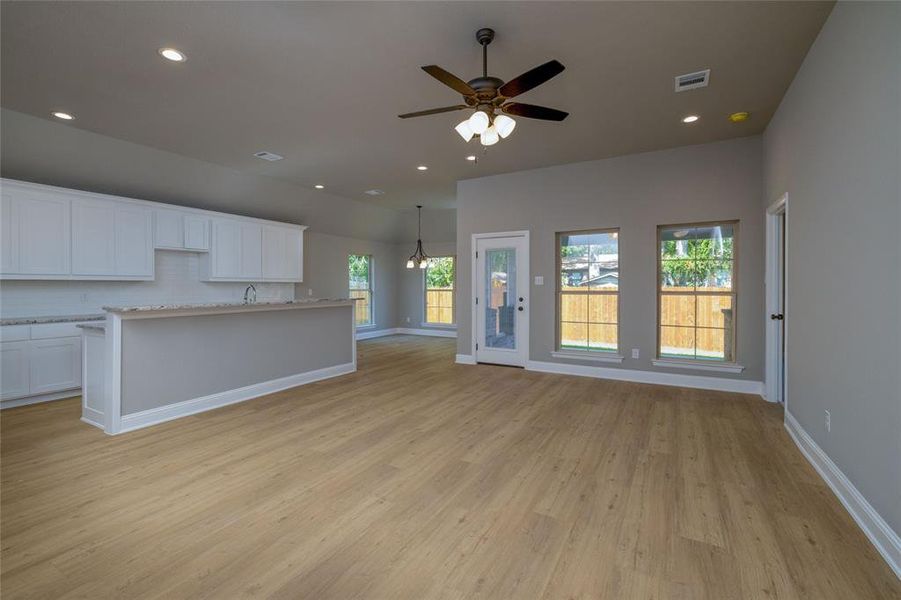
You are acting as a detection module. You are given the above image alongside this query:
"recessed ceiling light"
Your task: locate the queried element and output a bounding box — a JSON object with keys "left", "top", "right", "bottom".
{"left": 314, "top": 184, "right": 325, "bottom": 190}
{"left": 158, "top": 47, "right": 186, "bottom": 62}
{"left": 466, "top": 155, "right": 477, "bottom": 161}
{"left": 416, "top": 165, "right": 428, "bottom": 171}
{"left": 729, "top": 111, "right": 750, "bottom": 123}
{"left": 682, "top": 115, "right": 700, "bottom": 124}
{"left": 364, "top": 189, "right": 385, "bottom": 196}
{"left": 253, "top": 151, "right": 284, "bottom": 161}
{"left": 51, "top": 111, "right": 74, "bottom": 120}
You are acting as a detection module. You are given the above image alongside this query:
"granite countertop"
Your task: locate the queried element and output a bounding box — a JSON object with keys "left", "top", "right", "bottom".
{"left": 1, "top": 314, "right": 106, "bottom": 327}
{"left": 102, "top": 298, "right": 356, "bottom": 313}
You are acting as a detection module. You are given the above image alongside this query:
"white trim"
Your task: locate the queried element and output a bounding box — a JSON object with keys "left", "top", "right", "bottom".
{"left": 455, "top": 354, "right": 476, "bottom": 365}
{"left": 551, "top": 351, "right": 624, "bottom": 364}
{"left": 525, "top": 360, "right": 763, "bottom": 395}
{"left": 784, "top": 411, "right": 901, "bottom": 579}
{"left": 0, "top": 389, "right": 80, "bottom": 409}
{"left": 80, "top": 412, "right": 104, "bottom": 430}
{"left": 396, "top": 327, "right": 456, "bottom": 338}
{"left": 765, "top": 193, "right": 789, "bottom": 404}
{"left": 116, "top": 362, "right": 356, "bottom": 434}
{"left": 652, "top": 358, "right": 745, "bottom": 374}
{"left": 419, "top": 323, "right": 457, "bottom": 330}
{"left": 355, "top": 327, "right": 397, "bottom": 340}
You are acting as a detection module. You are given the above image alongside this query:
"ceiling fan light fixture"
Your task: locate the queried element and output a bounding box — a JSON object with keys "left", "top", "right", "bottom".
{"left": 494, "top": 114, "right": 516, "bottom": 138}
{"left": 468, "top": 110, "right": 490, "bottom": 135}
{"left": 480, "top": 124, "right": 499, "bottom": 146}
{"left": 455, "top": 120, "right": 475, "bottom": 142}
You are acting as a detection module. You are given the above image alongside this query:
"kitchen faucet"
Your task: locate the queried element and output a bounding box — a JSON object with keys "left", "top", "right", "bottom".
{"left": 243, "top": 284, "right": 257, "bottom": 304}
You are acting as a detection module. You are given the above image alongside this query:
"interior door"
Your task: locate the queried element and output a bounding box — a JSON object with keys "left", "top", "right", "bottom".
{"left": 474, "top": 234, "right": 529, "bottom": 367}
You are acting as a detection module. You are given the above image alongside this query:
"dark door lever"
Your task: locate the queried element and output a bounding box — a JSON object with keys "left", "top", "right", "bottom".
{"left": 770, "top": 314, "right": 784, "bottom": 320}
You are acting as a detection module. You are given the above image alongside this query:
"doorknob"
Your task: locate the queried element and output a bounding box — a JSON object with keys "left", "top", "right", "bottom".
{"left": 518, "top": 306, "right": 524, "bottom": 311}
{"left": 518, "top": 297, "right": 524, "bottom": 302}
{"left": 770, "top": 314, "right": 784, "bottom": 320}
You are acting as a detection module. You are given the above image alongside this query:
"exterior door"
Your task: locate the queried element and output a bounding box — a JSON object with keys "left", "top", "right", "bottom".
{"left": 474, "top": 233, "right": 529, "bottom": 367}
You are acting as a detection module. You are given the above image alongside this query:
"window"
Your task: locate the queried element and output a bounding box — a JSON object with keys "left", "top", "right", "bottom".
{"left": 557, "top": 229, "right": 619, "bottom": 353}
{"left": 349, "top": 254, "right": 373, "bottom": 326}
{"left": 424, "top": 256, "right": 455, "bottom": 325}
{"left": 658, "top": 222, "right": 737, "bottom": 362}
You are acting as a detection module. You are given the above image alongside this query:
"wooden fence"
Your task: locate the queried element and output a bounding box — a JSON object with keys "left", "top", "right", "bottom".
{"left": 425, "top": 289, "right": 454, "bottom": 325}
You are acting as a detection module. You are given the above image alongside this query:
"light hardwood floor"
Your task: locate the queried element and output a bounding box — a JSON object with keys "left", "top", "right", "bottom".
{"left": 1, "top": 335, "right": 898, "bottom": 599}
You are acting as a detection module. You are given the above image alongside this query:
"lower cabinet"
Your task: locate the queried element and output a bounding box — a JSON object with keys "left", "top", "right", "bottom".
{"left": 0, "top": 341, "right": 30, "bottom": 399}
{"left": 1, "top": 326, "right": 86, "bottom": 404}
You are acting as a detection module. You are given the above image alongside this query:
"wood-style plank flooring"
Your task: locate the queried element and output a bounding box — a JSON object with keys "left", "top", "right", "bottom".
{"left": 1, "top": 335, "right": 898, "bottom": 599}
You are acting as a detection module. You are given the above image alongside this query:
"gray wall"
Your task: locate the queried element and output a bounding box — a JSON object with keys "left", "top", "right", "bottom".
{"left": 456, "top": 136, "right": 765, "bottom": 381}
{"left": 120, "top": 305, "right": 353, "bottom": 414}
{"left": 395, "top": 241, "right": 457, "bottom": 330}
{"left": 763, "top": 2, "right": 900, "bottom": 533}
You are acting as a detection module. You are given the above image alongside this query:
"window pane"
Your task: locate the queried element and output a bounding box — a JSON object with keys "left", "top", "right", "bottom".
{"left": 425, "top": 256, "right": 454, "bottom": 289}
{"left": 697, "top": 260, "right": 733, "bottom": 291}
{"left": 351, "top": 289, "right": 371, "bottom": 326}
{"left": 560, "top": 293, "right": 587, "bottom": 323}
{"left": 588, "top": 294, "right": 617, "bottom": 324}
{"left": 588, "top": 323, "right": 617, "bottom": 352}
{"left": 660, "top": 294, "right": 695, "bottom": 326}
{"left": 660, "top": 259, "right": 695, "bottom": 291}
{"left": 691, "top": 224, "right": 734, "bottom": 260}
{"left": 660, "top": 229, "right": 692, "bottom": 258}
{"left": 561, "top": 321, "right": 588, "bottom": 349}
{"left": 348, "top": 255, "right": 370, "bottom": 290}
{"left": 660, "top": 326, "right": 695, "bottom": 359}
{"left": 588, "top": 262, "right": 619, "bottom": 290}
{"left": 696, "top": 328, "right": 728, "bottom": 361}
{"left": 697, "top": 295, "right": 733, "bottom": 329}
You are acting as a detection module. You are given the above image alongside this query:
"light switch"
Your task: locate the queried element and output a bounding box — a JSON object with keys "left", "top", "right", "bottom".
{"left": 534, "top": 276, "right": 544, "bottom": 286}
{"left": 632, "top": 348, "right": 640, "bottom": 359}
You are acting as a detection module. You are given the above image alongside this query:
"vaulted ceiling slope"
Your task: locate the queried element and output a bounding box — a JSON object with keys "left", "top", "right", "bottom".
{"left": 1, "top": 1, "right": 833, "bottom": 210}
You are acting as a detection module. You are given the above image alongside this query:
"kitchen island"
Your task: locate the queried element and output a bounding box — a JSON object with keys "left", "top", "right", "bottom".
{"left": 81, "top": 299, "right": 356, "bottom": 434}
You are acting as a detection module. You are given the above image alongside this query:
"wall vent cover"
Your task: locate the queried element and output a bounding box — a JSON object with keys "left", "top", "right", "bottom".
{"left": 253, "top": 151, "right": 284, "bottom": 161}
{"left": 674, "top": 69, "right": 710, "bottom": 92}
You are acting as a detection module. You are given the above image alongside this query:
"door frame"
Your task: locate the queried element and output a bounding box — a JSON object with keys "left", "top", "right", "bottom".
{"left": 764, "top": 193, "right": 788, "bottom": 406}
{"left": 471, "top": 230, "right": 530, "bottom": 366}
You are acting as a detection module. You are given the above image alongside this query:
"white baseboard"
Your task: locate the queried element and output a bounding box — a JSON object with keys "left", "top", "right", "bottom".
{"left": 1, "top": 389, "right": 80, "bottom": 409}
{"left": 396, "top": 327, "right": 457, "bottom": 338}
{"left": 784, "top": 411, "right": 900, "bottom": 579}
{"left": 117, "top": 362, "right": 356, "bottom": 434}
{"left": 525, "top": 360, "right": 763, "bottom": 395}
{"left": 356, "top": 327, "right": 457, "bottom": 340}
{"left": 455, "top": 354, "right": 476, "bottom": 365}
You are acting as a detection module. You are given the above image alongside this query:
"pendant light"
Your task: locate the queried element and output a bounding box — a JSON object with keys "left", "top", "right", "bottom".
{"left": 406, "top": 205, "right": 431, "bottom": 269}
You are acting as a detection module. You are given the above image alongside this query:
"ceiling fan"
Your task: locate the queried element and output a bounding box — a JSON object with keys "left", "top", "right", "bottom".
{"left": 398, "top": 28, "right": 568, "bottom": 146}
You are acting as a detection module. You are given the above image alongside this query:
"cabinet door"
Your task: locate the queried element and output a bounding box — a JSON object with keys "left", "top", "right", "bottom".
{"left": 183, "top": 215, "right": 209, "bottom": 250}
{"left": 72, "top": 198, "right": 116, "bottom": 275}
{"left": 1, "top": 341, "right": 30, "bottom": 399}
{"left": 29, "top": 337, "right": 81, "bottom": 395}
{"left": 115, "top": 205, "right": 153, "bottom": 277}
{"left": 212, "top": 219, "right": 242, "bottom": 278}
{"left": 262, "top": 225, "right": 286, "bottom": 279}
{"left": 0, "top": 193, "right": 19, "bottom": 273}
{"left": 18, "top": 191, "right": 71, "bottom": 275}
{"left": 284, "top": 228, "right": 303, "bottom": 281}
{"left": 240, "top": 223, "right": 262, "bottom": 279}
{"left": 154, "top": 209, "right": 184, "bottom": 249}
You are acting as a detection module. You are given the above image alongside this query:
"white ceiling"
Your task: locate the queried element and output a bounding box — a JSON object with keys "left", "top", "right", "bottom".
{"left": 1, "top": 1, "right": 833, "bottom": 209}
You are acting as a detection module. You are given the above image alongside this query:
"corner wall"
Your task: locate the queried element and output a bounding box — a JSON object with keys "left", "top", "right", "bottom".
{"left": 763, "top": 1, "right": 900, "bottom": 537}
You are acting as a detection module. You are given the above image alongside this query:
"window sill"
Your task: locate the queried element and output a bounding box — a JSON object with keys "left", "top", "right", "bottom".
{"left": 652, "top": 359, "right": 745, "bottom": 374}
{"left": 420, "top": 323, "right": 457, "bottom": 330}
{"left": 355, "top": 324, "right": 377, "bottom": 330}
{"left": 551, "top": 351, "right": 625, "bottom": 364}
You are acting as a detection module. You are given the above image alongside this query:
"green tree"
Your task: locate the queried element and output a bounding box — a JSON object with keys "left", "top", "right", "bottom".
{"left": 426, "top": 257, "right": 454, "bottom": 289}
{"left": 348, "top": 255, "right": 370, "bottom": 289}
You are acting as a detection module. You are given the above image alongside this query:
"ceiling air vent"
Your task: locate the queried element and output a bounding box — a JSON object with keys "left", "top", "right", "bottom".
{"left": 364, "top": 189, "right": 385, "bottom": 196}
{"left": 253, "top": 151, "right": 284, "bottom": 161}
{"left": 674, "top": 69, "right": 710, "bottom": 92}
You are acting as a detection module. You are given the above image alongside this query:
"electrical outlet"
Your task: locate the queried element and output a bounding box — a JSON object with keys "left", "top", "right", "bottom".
{"left": 534, "top": 276, "right": 544, "bottom": 286}
{"left": 824, "top": 410, "right": 831, "bottom": 433}
{"left": 631, "top": 348, "right": 640, "bottom": 359}
{"left": 307, "top": 288, "right": 313, "bottom": 296}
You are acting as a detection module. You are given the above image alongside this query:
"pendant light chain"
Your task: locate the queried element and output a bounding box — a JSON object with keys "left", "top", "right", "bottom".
{"left": 406, "top": 205, "right": 431, "bottom": 269}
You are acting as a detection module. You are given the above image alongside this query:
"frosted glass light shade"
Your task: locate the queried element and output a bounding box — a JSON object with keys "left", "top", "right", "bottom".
{"left": 494, "top": 114, "right": 516, "bottom": 138}
{"left": 468, "top": 110, "right": 490, "bottom": 135}
{"left": 455, "top": 120, "right": 475, "bottom": 142}
{"left": 406, "top": 259, "right": 415, "bottom": 269}
{"left": 480, "top": 125, "right": 499, "bottom": 146}
{"left": 419, "top": 259, "right": 428, "bottom": 269}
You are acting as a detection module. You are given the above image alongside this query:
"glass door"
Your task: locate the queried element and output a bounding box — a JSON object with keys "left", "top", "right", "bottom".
{"left": 474, "top": 234, "right": 529, "bottom": 366}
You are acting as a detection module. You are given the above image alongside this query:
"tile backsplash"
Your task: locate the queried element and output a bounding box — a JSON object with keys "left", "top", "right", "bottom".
{"left": 0, "top": 251, "right": 294, "bottom": 318}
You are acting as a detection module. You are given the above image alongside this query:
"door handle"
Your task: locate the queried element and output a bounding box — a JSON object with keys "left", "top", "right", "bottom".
{"left": 518, "top": 297, "right": 524, "bottom": 302}
{"left": 518, "top": 306, "right": 524, "bottom": 311}
{"left": 770, "top": 314, "right": 784, "bottom": 320}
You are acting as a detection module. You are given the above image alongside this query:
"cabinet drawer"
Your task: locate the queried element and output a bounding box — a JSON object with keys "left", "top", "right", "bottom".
{"left": 29, "top": 322, "right": 86, "bottom": 339}
{"left": 0, "top": 325, "right": 30, "bottom": 342}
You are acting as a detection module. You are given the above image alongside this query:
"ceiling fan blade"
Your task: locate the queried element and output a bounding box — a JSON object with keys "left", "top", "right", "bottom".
{"left": 398, "top": 105, "right": 469, "bottom": 119}
{"left": 499, "top": 60, "right": 565, "bottom": 98}
{"left": 421, "top": 65, "right": 476, "bottom": 96}
{"left": 501, "top": 102, "right": 569, "bottom": 121}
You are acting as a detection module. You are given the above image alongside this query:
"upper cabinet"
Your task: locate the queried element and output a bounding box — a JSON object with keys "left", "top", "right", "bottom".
{"left": 0, "top": 179, "right": 305, "bottom": 283}
{"left": 1, "top": 184, "right": 71, "bottom": 277}
{"left": 71, "top": 197, "right": 153, "bottom": 279}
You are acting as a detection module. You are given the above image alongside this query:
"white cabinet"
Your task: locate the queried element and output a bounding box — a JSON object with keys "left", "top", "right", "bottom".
{"left": 1, "top": 341, "right": 30, "bottom": 399}
{"left": 208, "top": 218, "right": 265, "bottom": 280}
{"left": 71, "top": 198, "right": 153, "bottom": 279}
{"left": 262, "top": 225, "right": 303, "bottom": 281}
{"left": 154, "top": 209, "right": 210, "bottom": 251}
{"left": 29, "top": 337, "right": 81, "bottom": 395}
{"left": 0, "top": 184, "right": 71, "bottom": 277}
